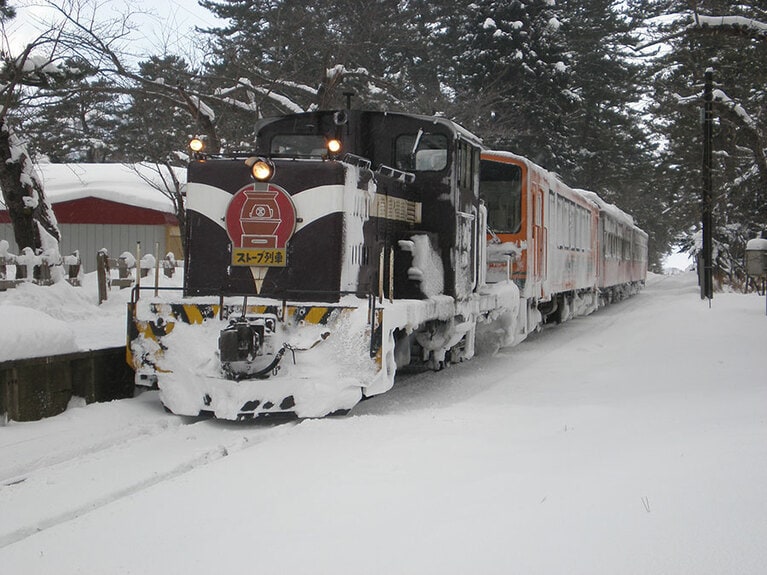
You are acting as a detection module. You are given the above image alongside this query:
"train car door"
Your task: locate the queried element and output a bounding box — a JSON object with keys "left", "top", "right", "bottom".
{"left": 531, "top": 185, "right": 546, "bottom": 284}
{"left": 592, "top": 209, "right": 601, "bottom": 282}
{"left": 479, "top": 152, "right": 526, "bottom": 286}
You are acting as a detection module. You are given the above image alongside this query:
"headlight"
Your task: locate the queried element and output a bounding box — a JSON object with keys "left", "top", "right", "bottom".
{"left": 189, "top": 138, "right": 205, "bottom": 153}
{"left": 327, "top": 139, "right": 342, "bottom": 155}
{"left": 246, "top": 157, "right": 275, "bottom": 181}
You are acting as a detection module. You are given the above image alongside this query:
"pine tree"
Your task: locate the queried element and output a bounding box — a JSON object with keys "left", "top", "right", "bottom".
{"left": 116, "top": 55, "right": 201, "bottom": 164}
{"left": 198, "top": 0, "right": 442, "bottom": 117}
{"left": 647, "top": 0, "right": 767, "bottom": 283}
{"left": 558, "top": 1, "right": 649, "bottom": 190}
{"left": 22, "top": 79, "right": 125, "bottom": 163}
{"left": 556, "top": 0, "right": 665, "bottom": 267}
{"left": 447, "top": 0, "right": 576, "bottom": 172}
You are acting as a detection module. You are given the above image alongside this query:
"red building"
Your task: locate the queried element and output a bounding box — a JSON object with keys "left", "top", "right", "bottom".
{"left": 0, "top": 163, "right": 183, "bottom": 271}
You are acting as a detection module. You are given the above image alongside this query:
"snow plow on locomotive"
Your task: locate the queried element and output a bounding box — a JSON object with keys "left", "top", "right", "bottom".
{"left": 127, "top": 110, "right": 647, "bottom": 420}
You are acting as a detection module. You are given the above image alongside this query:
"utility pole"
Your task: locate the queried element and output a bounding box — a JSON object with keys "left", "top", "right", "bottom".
{"left": 701, "top": 68, "right": 714, "bottom": 303}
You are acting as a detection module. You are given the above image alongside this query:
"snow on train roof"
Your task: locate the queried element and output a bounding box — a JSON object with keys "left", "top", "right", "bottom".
{"left": 482, "top": 150, "right": 636, "bottom": 228}
{"left": 0, "top": 163, "right": 182, "bottom": 213}
{"left": 480, "top": 149, "right": 529, "bottom": 166}
{"left": 379, "top": 110, "right": 484, "bottom": 145}
{"left": 576, "top": 189, "right": 635, "bottom": 228}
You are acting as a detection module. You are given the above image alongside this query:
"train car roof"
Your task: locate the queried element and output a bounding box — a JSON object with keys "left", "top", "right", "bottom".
{"left": 386, "top": 110, "right": 484, "bottom": 146}
{"left": 576, "top": 189, "right": 635, "bottom": 228}
{"left": 482, "top": 150, "right": 642, "bottom": 232}
{"left": 482, "top": 150, "right": 595, "bottom": 206}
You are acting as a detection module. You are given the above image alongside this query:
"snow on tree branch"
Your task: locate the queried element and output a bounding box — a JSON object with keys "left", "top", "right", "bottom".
{"left": 326, "top": 65, "right": 369, "bottom": 81}
{"left": 187, "top": 95, "right": 215, "bottom": 122}
{"left": 249, "top": 86, "right": 305, "bottom": 114}
{"left": 711, "top": 89, "right": 758, "bottom": 132}
{"left": 0, "top": 119, "right": 61, "bottom": 253}
{"left": 674, "top": 85, "right": 767, "bottom": 190}
{"left": 215, "top": 77, "right": 305, "bottom": 114}
{"left": 674, "top": 87, "right": 760, "bottom": 132}
{"left": 693, "top": 15, "right": 767, "bottom": 38}
{"left": 731, "top": 164, "right": 760, "bottom": 188}
{"left": 634, "top": 11, "right": 767, "bottom": 52}
{"left": 6, "top": 126, "right": 45, "bottom": 204}
{"left": 271, "top": 78, "right": 319, "bottom": 98}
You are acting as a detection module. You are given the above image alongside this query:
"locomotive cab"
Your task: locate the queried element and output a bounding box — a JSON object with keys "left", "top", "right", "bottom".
{"left": 183, "top": 110, "right": 481, "bottom": 303}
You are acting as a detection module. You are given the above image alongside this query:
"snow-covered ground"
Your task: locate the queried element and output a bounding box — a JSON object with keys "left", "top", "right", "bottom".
{"left": 0, "top": 268, "right": 174, "bottom": 360}
{"left": 1, "top": 271, "right": 766, "bottom": 574}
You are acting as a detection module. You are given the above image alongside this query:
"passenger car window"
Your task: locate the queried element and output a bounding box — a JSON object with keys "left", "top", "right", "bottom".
{"left": 479, "top": 161, "right": 522, "bottom": 234}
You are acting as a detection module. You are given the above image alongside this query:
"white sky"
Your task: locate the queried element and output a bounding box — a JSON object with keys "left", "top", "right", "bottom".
{"left": 119, "top": 0, "right": 223, "bottom": 60}
{"left": 663, "top": 249, "right": 694, "bottom": 271}
{"left": 5, "top": 0, "right": 223, "bottom": 62}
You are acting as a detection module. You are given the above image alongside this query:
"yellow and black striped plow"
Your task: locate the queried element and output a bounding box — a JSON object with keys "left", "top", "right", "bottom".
{"left": 127, "top": 301, "right": 378, "bottom": 369}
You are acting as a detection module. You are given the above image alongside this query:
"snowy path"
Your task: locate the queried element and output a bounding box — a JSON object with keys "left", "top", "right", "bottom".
{"left": 1, "top": 272, "right": 766, "bottom": 574}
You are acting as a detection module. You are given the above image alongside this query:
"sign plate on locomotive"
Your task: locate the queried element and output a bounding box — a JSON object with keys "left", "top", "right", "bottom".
{"left": 225, "top": 182, "right": 297, "bottom": 267}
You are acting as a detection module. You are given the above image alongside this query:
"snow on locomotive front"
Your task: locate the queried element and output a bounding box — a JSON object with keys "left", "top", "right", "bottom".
{"left": 127, "top": 110, "right": 519, "bottom": 420}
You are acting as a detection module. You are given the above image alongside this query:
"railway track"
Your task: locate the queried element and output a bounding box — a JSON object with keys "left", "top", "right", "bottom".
{"left": 0, "top": 393, "right": 298, "bottom": 549}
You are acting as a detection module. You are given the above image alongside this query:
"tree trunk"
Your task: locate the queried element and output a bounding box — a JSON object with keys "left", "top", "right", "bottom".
{"left": 162, "top": 161, "right": 187, "bottom": 254}
{"left": 0, "top": 119, "right": 61, "bottom": 256}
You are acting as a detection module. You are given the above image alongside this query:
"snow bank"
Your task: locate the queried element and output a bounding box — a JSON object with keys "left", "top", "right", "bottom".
{"left": 0, "top": 304, "right": 77, "bottom": 361}
{"left": 0, "top": 266, "right": 182, "bottom": 357}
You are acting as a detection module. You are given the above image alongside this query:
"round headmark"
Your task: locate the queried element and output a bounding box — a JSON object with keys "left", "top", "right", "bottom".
{"left": 225, "top": 182, "right": 296, "bottom": 267}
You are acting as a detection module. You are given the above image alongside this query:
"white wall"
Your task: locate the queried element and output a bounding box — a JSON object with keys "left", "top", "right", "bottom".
{"left": 0, "top": 223, "right": 172, "bottom": 272}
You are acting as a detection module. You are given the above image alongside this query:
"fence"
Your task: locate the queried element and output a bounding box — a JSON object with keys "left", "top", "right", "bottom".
{"left": 0, "top": 243, "right": 82, "bottom": 290}
{"left": 96, "top": 247, "right": 181, "bottom": 304}
{"left": 0, "top": 239, "right": 181, "bottom": 301}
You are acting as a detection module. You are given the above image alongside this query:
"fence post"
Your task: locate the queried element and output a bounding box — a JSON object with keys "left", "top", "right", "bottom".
{"left": 97, "top": 249, "right": 109, "bottom": 304}
{"left": 38, "top": 260, "right": 52, "bottom": 285}
{"left": 0, "top": 255, "right": 8, "bottom": 291}
{"left": 117, "top": 254, "right": 131, "bottom": 286}
{"left": 66, "top": 251, "right": 81, "bottom": 287}
{"left": 163, "top": 253, "right": 176, "bottom": 278}
{"left": 135, "top": 242, "right": 141, "bottom": 295}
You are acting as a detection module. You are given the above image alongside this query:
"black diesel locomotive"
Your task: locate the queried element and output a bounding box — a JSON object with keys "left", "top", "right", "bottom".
{"left": 128, "top": 110, "right": 646, "bottom": 419}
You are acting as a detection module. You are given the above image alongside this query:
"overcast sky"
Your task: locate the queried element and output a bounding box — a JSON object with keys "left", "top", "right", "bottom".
{"left": 5, "top": 0, "right": 223, "bottom": 62}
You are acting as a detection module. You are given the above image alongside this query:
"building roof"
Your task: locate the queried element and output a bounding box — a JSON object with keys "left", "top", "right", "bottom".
{"left": 0, "top": 163, "right": 184, "bottom": 214}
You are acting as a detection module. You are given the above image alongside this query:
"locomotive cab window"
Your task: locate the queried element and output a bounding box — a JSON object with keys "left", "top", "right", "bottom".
{"left": 270, "top": 134, "right": 328, "bottom": 157}
{"left": 479, "top": 161, "right": 522, "bottom": 234}
{"left": 395, "top": 132, "right": 448, "bottom": 171}
{"left": 457, "top": 141, "right": 478, "bottom": 192}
